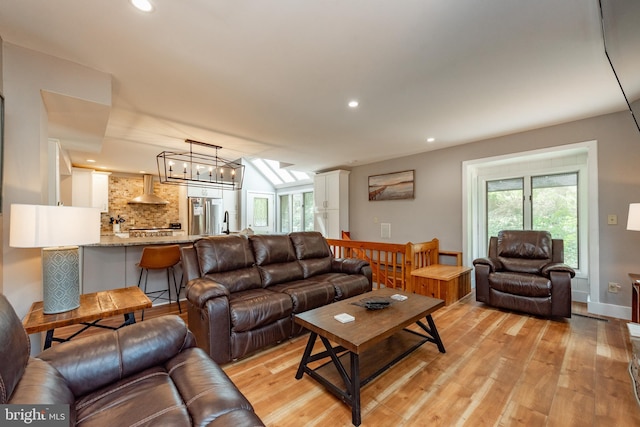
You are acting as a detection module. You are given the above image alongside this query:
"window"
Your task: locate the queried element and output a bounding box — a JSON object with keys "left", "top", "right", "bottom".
{"left": 486, "top": 178, "right": 524, "bottom": 236}
{"left": 279, "top": 191, "right": 314, "bottom": 233}
{"left": 253, "top": 197, "right": 268, "bottom": 227}
{"left": 486, "top": 172, "right": 578, "bottom": 268}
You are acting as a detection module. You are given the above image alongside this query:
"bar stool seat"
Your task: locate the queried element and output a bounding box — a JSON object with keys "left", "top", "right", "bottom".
{"left": 137, "top": 245, "right": 182, "bottom": 319}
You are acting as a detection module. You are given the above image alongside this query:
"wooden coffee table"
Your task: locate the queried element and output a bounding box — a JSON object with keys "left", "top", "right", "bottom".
{"left": 23, "top": 287, "right": 152, "bottom": 349}
{"left": 294, "top": 288, "right": 445, "bottom": 426}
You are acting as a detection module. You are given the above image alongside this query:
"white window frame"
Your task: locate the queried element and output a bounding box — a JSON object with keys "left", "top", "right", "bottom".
{"left": 479, "top": 168, "right": 585, "bottom": 275}
{"left": 463, "top": 140, "right": 599, "bottom": 305}
{"left": 276, "top": 185, "right": 314, "bottom": 233}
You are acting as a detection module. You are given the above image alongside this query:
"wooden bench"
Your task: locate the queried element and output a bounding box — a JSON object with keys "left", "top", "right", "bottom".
{"left": 405, "top": 239, "right": 472, "bottom": 305}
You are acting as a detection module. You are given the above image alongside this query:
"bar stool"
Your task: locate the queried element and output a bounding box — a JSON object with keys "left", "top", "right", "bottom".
{"left": 137, "top": 245, "right": 182, "bottom": 320}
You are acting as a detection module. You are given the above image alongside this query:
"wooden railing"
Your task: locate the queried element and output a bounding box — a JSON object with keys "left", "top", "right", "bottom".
{"left": 327, "top": 238, "right": 407, "bottom": 289}
{"left": 326, "top": 233, "right": 461, "bottom": 291}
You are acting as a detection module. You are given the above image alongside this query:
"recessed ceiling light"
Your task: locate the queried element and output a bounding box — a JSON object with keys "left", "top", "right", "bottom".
{"left": 426, "top": 137, "right": 436, "bottom": 143}
{"left": 87, "top": 159, "right": 96, "bottom": 163}
{"left": 131, "top": 0, "right": 153, "bottom": 12}
{"left": 348, "top": 100, "right": 359, "bottom": 108}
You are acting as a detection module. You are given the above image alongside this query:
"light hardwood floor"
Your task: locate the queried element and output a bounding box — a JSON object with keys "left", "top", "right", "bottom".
{"left": 52, "top": 292, "right": 640, "bottom": 426}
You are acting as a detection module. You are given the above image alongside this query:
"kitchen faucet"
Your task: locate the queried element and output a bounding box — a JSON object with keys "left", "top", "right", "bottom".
{"left": 222, "top": 210, "right": 230, "bottom": 234}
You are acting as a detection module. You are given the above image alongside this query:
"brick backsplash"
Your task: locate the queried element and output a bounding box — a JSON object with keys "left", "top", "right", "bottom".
{"left": 101, "top": 175, "right": 180, "bottom": 232}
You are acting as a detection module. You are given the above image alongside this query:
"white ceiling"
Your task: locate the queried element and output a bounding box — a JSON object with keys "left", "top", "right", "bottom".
{"left": 1, "top": 0, "right": 638, "bottom": 175}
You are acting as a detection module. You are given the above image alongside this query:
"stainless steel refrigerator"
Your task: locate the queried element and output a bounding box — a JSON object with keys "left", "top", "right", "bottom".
{"left": 188, "top": 197, "right": 223, "bottom": 235}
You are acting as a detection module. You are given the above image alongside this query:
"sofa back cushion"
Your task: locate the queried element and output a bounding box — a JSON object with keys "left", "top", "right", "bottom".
{"left": 0, "top": 294, "right": 30, "bottom": 403}
{"left": 250, "top": 235, "right": 303, "bottom": 287}
{"left": 497, "top": 230, "right": 552, "bottom": 274}
{"left": 289, "top": 232, "right": 333, "bottom": 278}
{"left": 194, "top": 235, "right": 262, "bottom": 292}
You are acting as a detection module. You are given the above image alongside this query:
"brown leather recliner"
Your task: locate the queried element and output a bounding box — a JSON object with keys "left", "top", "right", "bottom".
{"left": 473, "top": 230, "right": 575, "bottom": 318}
{"left": 0, "top": 293, "right": 264, "bottom": 426}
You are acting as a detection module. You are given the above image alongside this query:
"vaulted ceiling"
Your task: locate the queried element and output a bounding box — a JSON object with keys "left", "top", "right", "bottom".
{"left": 1, "top": 0, "right": 638, "bottom": 175}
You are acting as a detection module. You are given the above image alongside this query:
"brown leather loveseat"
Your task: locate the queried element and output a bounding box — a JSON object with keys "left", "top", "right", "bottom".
{"left": 0, "top": 294, "right": 264, "bottom": 426}
{"left": 473, "top": 230, "right": 575, "bottom": 318}
{"left": 181, "top": 231, "right": 372, "bottom": 364}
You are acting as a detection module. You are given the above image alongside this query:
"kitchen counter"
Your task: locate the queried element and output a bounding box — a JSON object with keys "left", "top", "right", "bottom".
{"left": 80, "top": 234, "right": 209, "bottom": 296}
{"left": 81, "top": 233, "right": 247, "bottom": 296}
{"left": 89, "top": 234, "right": 205, "bottom": 247}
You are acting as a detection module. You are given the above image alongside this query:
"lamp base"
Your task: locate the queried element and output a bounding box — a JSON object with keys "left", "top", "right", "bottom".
{"left": 42, "top": 246, "right": 80, "bottom": 314}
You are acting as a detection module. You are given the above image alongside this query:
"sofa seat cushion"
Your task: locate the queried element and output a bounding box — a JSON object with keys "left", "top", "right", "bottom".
{"left": 75, "top": 348, "right": 260, "bottom": 426}
{"left": 229, "top": 289, "right": 293, "bottom": 332}
{"left": 489, "top": 272, "right": 551, "bottom": 298}
{"left": 319, "top": 273, "right": 372, "bottom": 300}
{"left": 268, "top": 280, "right": 335, "bottom": 313}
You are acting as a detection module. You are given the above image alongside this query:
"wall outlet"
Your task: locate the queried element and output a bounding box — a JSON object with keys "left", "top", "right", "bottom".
{"left": 608, "top": 282, "right": 620, "bottom": 293}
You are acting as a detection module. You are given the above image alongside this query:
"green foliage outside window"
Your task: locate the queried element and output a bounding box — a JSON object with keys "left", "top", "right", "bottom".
{"left": 487, "top": 172, "right": 578, "bottom": 268}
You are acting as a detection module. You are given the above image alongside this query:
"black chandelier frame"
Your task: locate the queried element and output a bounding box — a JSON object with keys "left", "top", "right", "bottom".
{"left": 156, "top": 139, "right": 245, "bottom": 190}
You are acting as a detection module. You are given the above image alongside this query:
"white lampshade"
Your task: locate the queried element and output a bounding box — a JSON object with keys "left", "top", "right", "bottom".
{"left": 628, "top": 203, "right": 640, "bottom": 231}
{"left": 9, "top": 204, "right": 100, "bottom": 248}
{"left": 10, "top": 204, "right": 101, "bottom": 314}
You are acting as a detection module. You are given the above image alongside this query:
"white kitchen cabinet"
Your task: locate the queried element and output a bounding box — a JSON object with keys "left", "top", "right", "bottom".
{"left": 72, "top": 168, "right": 111, "bottom": 212}
{"left": 91, "top": 172, "right": 110, "bottom": 212}
{"left": 314, "top": 170, "right": 349, "bottom": 239}
{"left": 186, "top": 184, "right": 222, "bottom": 198}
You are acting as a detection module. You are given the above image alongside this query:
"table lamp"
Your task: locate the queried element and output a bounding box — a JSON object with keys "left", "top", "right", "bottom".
{"left": 9, "top": 204, "right": 101, "bottom": 314}
{"left": 628, "top": 203, "right": 640, "bottom": 231}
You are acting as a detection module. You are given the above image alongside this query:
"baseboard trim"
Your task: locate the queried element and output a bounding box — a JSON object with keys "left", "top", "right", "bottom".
{"left": 572, "top": 290, "right": 589, "bottom": 303}
{"left": 587, "top": 299, "right": 631, "bottom": 320}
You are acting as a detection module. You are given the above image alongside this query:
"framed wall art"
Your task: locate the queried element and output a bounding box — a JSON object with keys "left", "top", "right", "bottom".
{"left": 368, "top": 170, "right": 414, "bottom": 201}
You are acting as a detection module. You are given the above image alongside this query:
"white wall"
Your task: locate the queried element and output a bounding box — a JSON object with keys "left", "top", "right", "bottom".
{"left": 349, "top": 110, "right": 640, "bottom": 318}
{"left": 2, "top": 43, "right": 111, "bottom": 327}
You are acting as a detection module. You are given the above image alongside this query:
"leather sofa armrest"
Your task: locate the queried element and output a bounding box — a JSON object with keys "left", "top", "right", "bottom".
{"left": 541, "top": 262, "right": 576, "bottom": 278}
{"left": 180, "top": 245, "right": 200, "bottom": 284}
{"left": 185, "top": 278, "right": 230, "bottom": 308}
{"left": 37, "top": 315, "right": 195, "bottom": 397}
{"left": 472, "top": 257, "right": 502, "bottom": 272}
{"left": 331, "top": 258, "right": 370, "bottom": 274}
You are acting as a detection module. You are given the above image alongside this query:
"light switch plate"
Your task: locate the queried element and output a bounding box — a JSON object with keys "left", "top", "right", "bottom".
{"left": 381, "top": 223, "right": 391, "bottom": 238}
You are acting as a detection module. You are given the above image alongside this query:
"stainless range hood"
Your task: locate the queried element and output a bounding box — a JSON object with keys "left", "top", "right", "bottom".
{"left": 128, "top": 174, "right": 168, "bottom": 205}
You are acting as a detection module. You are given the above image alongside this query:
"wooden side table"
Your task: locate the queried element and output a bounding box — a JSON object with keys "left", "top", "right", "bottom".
{"left": 411, "top": 265, "right": 473, "bottom": 305}
{"left": 22, "top": 287, "right": 152, "bottom": 349}
{"left": 630, "top": 273, "right": 640, "bottom": 323}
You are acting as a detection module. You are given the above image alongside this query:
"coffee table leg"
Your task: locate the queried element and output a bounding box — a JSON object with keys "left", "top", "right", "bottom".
{"left": 351, "top": 352, "right": 361, "bottom": 426}
{"left": 296, "top": 332, "right": 318, "bottom": 380}
{"left": 425, "top": 314, "right": 446, "bottom": 353}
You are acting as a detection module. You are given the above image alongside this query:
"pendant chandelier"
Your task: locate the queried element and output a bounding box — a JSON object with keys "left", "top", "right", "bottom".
{"left": 157, "top": 139, "right": 245, "bottom": 190}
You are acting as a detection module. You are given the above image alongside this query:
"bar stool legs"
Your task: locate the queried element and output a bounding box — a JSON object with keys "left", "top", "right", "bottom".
{"left": 136, "top": 245, "right": 183, "bottom": 320}
{"left": 137, "top": 265, "right": 182, "bottom": 320}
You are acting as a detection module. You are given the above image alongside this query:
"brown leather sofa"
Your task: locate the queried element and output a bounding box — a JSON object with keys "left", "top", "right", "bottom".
{"left": 473, "top": 230, "right": 575, "bottom": 318}
{"left": 181, "top": 231, "right": 372, "bottom": 364}
{"left": 0, "top": 294, "right": 264, "bottom": 426}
